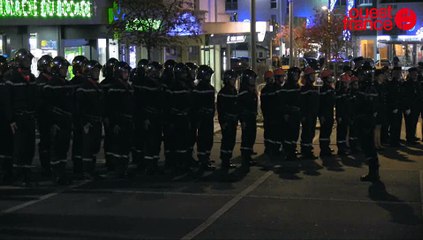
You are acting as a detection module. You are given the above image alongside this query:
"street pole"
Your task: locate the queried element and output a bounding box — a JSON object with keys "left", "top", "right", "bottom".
{"left": 251, "top": 0, "right": 257, "bottom": 72}
{"left": 289, "top": 0, "right": 294, "bottom": 67}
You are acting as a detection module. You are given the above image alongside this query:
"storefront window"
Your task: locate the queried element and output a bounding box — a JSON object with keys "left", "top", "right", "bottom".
{"left": 360, "top": 39, "right": 374, "bottom": 59}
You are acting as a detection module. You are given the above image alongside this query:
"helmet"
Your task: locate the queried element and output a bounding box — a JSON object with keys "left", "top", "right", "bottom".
{"left": 340, "top": 73, "right": 351, "bottom": 82}
{"left": 146, "top": 61, "right": 163, "bottom": 78}
{"left": 186, "top": 62, "right": 198, "bottom": 80}
{"left": 0, "top": 56, "right": 9, "bottom": 75}
{"left": 72, "top": 55, "right": 88, "bottom": 75}
{"left": 137, "top": 59, "right": 149, "bottom": 69}
{"left": 197, "top": 65, "right": 214, "bottom": 82}
{"left": 174, "top": 63, "right": 189, "bottom": 80}
{"left": 51, "top": 56, "right": 70, "bottom": 78}
{"left": 240, "top": 69, "right": 257, "bottom": 87}
{"left": 223, "top": 69, "right": 238, "bottom": 84}
{"left": 274, "top": 68, "right": 285, "bottom": 76}
{"left": 37, "top": 55, "right": 53, "bottom": 73}
{"left": 83, "top": 60, "right": 102, "bottom": 80}
{"left": 320, "top": 69, "right": 333, "bottom": 78}
{"left": 102, "top": 58, "right": 119, "bottom": 78}
{"left": 164, "top": 59, "right": 176, "bottom": 70}
{"left": 113, "top": 61, "right": 131, "bottom": 80}
{"left": 264, "top": 70, "right": 273, "bottom": 79}
{"left": 14, "top": 48, "right": 34, "bottom": 68}
{"left": 303, "top": 67, "right": 315, "bottom": 75}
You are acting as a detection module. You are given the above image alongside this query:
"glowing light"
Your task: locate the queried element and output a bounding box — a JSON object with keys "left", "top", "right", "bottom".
{"left": 0, "top": 0, "right": 92, "bottom": 18}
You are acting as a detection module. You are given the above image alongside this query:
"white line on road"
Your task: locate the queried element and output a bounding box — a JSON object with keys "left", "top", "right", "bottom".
{"left": 180, "top": 171, "right": 273, "bottom": 240}
{"left": 0, "top": 180, "right": 90, "bottom": 215}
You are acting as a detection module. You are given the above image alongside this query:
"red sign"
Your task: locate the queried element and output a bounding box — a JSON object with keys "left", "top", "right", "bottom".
{"left": 343, "top": 6, "right": 417, "bottom": 31}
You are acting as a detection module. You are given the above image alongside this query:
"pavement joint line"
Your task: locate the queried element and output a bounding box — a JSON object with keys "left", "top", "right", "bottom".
{"left": 180, "top": 171, "right": 273, "bottom": 240}
{"left": 67, "top": 188, "right": 422, "bottom": 206}
{"left": 0, "top": 180, "right": 91, "bottom": 215}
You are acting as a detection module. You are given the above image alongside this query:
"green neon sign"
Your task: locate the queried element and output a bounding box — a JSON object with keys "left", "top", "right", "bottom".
{"left": 0, "top": 0, "right": 92, "bottom": 18}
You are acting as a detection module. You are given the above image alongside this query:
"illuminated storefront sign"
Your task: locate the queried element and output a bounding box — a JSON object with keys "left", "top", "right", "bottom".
{"left": 227, "top": 35, "right": 246, "bottom": 44}
{"left": 0, "top": 0, "right": 92, "bottom": 18}
{"left": 343, "top": 6, "right": 417, "bottom": 31}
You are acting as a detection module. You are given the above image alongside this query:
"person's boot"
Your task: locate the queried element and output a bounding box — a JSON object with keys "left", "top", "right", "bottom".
{"left": 39, "top": 151, "right": 52, "bottom": 177}
{"left": 53, "top": 163, "right": 72, "bottom": 186}
{"left": 73, "top": 158, "right": 83, "bottom": 179}
{"left": 320, "top": 147, "right": 333, "bottom": 157}
{"left": 360, "top": 163, "right": 380, "bottom": 182}
{"left": 302, "top": 150, "right": 318, "bottom": 160}
{"left": 240, "top": 155, "right": 251, "bottom": 173}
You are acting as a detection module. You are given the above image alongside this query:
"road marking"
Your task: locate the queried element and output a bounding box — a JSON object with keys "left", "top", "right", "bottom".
{"left": 0, "top": 180, "right": 90, "bottom": 215}
{"left": 180, "top": 171, "right": 273, "bottom": 240}
{"left": 420, "top": 171, "right": 423, "bottom": 218}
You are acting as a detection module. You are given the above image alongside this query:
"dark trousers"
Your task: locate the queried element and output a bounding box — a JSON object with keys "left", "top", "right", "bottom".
{"left": 82, "top": 121, "right": 102, "bottom": 174}
{"left": 162, "top": 118, "right": 172, "bottom": 167}
{"left": 110, "top": 121, "right": 133, "bottom": 174}
{"left": 349, "top": 119, "right": 359, "bottom": 151}
{"left": 168, "top": 115, "right": 190, "bottom": 169}
{"left": 319, "top": 114, "right": 334, "bottom": 152}
{"left": 133, "top": 116, "right": 145, "bottom": 167}
{"left": 13, "top": 114, "right": 36, "bottom": 168}
{"left": 404, "top": 108, "right": 419, "bottom": 141}
{"left": 336, "top": 115, "right": 349, "bottom": 152}
{"left": 220, "top": 118, "right": 237, "bottom": 167}
{"left": 144, "top": 116, "right": 162, "bottom": 169}
{"left": 196, "top": 114, "right": 214, "bottom": 162}
{"left": 301, "top": 114, "right": 317, "bottom": 153}
{"left": 283, "top": 112, "right": 300, "bottom": 158}
{"left": 103, "top": 122, "right": 113, "bottom": 170}
{"left": 387, "top": 110, "right": 402, "bottom": 145}
{"left": 38, "top": 118, "right": 51, "bottom": 173}
{"left": 240, "top": 115, "right": 256, "bottom": 157}
{"left": 353, "top": 115, "right": 379, "bottom": 168}
{"left": 50, "top": 119, "right": 72, "bottom": 176}
{"left": 263, "top": 118, "right": 282, "bottom": 154}
{"left": 188, "top": 114, "right": 197, "bottom": 157}
{"left": 0, "top": 120, "right": 13, "bottom": 179}
{"left": 72, "top": 121, "right": 83, "bottom": 174}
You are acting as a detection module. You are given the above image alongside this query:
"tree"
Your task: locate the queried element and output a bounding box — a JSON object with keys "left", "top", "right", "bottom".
{"left": 109, "top": 0, "right": 204, "bottom": 60}
{"left": 308, "top": 8, "right": 352, "bottom": 66}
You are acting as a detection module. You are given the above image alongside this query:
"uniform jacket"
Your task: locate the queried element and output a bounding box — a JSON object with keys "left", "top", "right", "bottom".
{"left": 76, "top": 79, "right": 104, "bottom": 126}
{"left": 217, "top": 85, "right": 238, "bottom": 123}
{"left": 193, "top": 81, "right": 216, "bottom": 119}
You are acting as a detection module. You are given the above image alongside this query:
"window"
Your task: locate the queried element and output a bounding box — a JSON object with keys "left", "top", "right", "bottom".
{"left": 271, "top": 0, "right": 277, "bottom": 9}
{"left": 358, "top": 0, "right": 372, "bottom": 6}
{"left": 286, "top": 0, "right": 289, "bottom": 14}
{"left": 226, "top": 0, "right": 238, "bottom": 11}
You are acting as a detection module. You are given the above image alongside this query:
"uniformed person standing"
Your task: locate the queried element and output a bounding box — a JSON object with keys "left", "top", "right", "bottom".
{"left": 193, "top": 65, "right": 216, "bottom": 171}
{"left": 402, "top": 67, "right": 422, "bottom": 144}
{"left": 3, "top": 49, "right": 37, "bottom": 186}
{"left": 335, "top": 73, "right": 351, "bottom": 155}
{"left": 76, "top": 60, "right": 104, "bottom": 178}
{"left": 318, "top": 69, "right": 336, "bottom": 156}
{"left": 166, "top": 63, "right": 192, "bottom": 173}
{"left": 238, "top": 69, "right": 258, "bottom": 172}
{"left": 386, "top": 67, "right": 403, "bottom": 147}
{"left": 281, "top": 67, "right": 301, "bottom": 161}
{"left": 69, "top": 55, "right": 88, "bottom": 177}
{"left": 131, "top": 59, "right": 149, "bottom": 171}
{"left": 353, "top": 63, "right": 380, "bottom": 182}
{"left": 217, "top": 70, "right": 238, "bottom": 172}
{"left": 106, "top": 62, "right": 134, "bottom": 178}
{"left": 43, "top": 57, "right": 73, "bottom": 185}
{"left": 299, "top": 67, "right": 319, "bottom": 159}
{"left": 374, "top": 69, "right": 388, "bottom": 149}
{"left": 0, "top": 56, "right": 13, "bottom": 184}
{"left": 348, "top": 74, "right": 360, "bottom": 153}
{"left": 185, "top": 62, "right": 198, "bottom": 166}
{"left": 141, "top": 62, "right": 165, "bottom": 175}
{"left": 100, "top": 58, "right": 119, "bottom": 171}
{"left": 35, "top": 55, "right": 54, "bottom": 177}
{"left": 260, "top": 70, "right": 276, "bottom": 155}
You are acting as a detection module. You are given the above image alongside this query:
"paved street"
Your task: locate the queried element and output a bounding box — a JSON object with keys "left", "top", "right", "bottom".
{"left": 1, "top": 123, "right": 423, "bottom": 240}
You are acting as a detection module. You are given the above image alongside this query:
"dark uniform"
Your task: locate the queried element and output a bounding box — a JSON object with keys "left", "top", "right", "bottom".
{"left": 3, "top": 49, "right": 37, "bottom": 185}
{"left": 100, "top": 58, "right": 119, "bottom": 171}
{"left": 217, "top": 70, "right": 238, "bottom": 170}
{"left": 318, "top": 70, "right": 335, "bottom": 156}
{"left": 140, "top": 62, "right": 165, "bottom": 174}
{"left": 165, "top": 63, "right": 192, "bottom": 172}
{"left": 238, "top": 69, "right": 258, "bottom": 171}
{"left": 281, "top": 67, "right": 301, "bottom": 161}
{"left": 402, "top": 67, "right": 422, "bottom": 143}
{"left": 35, "top": 55, "right": 54, "bottom": 177}
{"left": 0, "top": 56, "right": 13, "bottom": 183}
{"left": 335, "top": 74, "right": 352, "bottom": 155}
{"left": 105, "top": 62, "right": 134, "bottom": 177}
{"left": 261, "top": 71, "right": 279, "bottom": 155}
{"left": 353, "top": 65, "right": 380, "bottom": 182}
{"left": 43, "top": 57, "right": 73, "bottom": 184}
{"left": 161, "top": 60, "right": 176, "bottom": 169}
{"left": 385, "top": 68, "right": 403, "bottom": 147}
{"left": 299, "top": 67, "right": 319, "bottom": 159}
{"left": 76, "top": 60, "right": 104, "bottom": 177}
{"left": 186, "top": 62, "right": 199, "bottom": 163}
{"left": 374, "top": 71, "right": 389, "bottom": 145}
{"left": 348, "top": 77, "right": 360, "bottom": 153}
{"left": 69, "top": 55, "right": 88, "bottom": 176}
{"left": 193, "top": 65, "right": 216, "bottom": 170}
{"left": 131, "top": 59, "right": 149, "bottom": 170}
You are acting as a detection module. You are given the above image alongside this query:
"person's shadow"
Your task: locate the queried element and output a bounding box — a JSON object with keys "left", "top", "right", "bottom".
{"left": 368, "top": 181, "right": 421, "bottom": 225}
